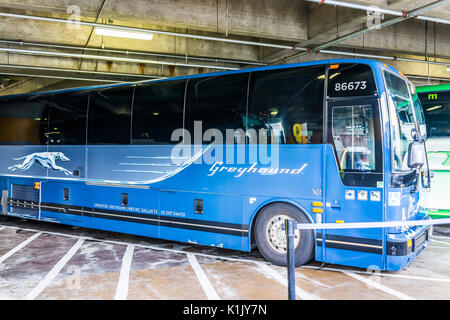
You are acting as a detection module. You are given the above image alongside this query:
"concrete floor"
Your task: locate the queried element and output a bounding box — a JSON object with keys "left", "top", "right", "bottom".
{"left": 0, "top": 216, "right": 449, "bottom": 300}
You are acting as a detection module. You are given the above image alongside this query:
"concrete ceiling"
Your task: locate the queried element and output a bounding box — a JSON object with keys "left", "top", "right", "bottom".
{"left": 0, "top": 0, "right": 449, "bottom": 95}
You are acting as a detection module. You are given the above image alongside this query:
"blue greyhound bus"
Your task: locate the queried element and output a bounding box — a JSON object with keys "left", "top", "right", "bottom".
{"left": 0, "top": 59, "right": 431, "bottom": 271}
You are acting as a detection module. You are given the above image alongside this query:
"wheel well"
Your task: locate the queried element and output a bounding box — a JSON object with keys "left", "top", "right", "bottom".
{"left": 249, "top": 201, "right": 312, "bottom": 249}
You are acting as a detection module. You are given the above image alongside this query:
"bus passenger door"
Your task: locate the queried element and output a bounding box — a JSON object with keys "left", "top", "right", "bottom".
{"left": 323, "top": 98, "right": 384, "bottom": 270}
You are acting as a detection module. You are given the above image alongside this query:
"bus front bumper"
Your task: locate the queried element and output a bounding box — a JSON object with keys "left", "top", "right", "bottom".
{"left": 385, "top": 222, "right": 431, "bottom": 271}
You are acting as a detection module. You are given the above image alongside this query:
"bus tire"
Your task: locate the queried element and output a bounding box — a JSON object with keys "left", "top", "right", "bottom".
{"left": 254, "top": 203, "right": 314, "bottom": 267}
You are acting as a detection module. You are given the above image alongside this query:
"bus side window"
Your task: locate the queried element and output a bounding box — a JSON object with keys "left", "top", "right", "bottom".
{"left": 88, "top": 86, "right": 133, "bottom": 145}
{"left": 48, "top": 91, "right": 88, "bottom": 145}
{"left": 0, "top": 96, "right": 49, "bottom": 145}
{"left": 132, "top": 80, "right": 186, "bottom": 145}
{"left": 185, "top": 73, "right": 248, "bottom": 143}
{"left": 247, "top": 65, "right": 325, "bottom": 144}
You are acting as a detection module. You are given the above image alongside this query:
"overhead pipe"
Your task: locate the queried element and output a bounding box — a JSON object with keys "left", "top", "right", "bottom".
{"left": 278, "top": 0, "right": 450, "bottom": 64}
{"left": 0, "top": 39, "right": 266, "bottom": 67}
{"left": 0, "top": 12, "right": 447, "bottom": 78}
{"left": 0, "top": 71, "right": 121, "bottom": 83}
{"left": 320, "top": 49, "right": 450, "bottom": 68}
{"left": 0, "top": 7, "right": 447, "bottom": 71}
{"left": 2, "top": 41, "right": 448, "bottom": 77}
{"left": 307, "top": 0, "right": 450, "bottom": 25}
{"left": 0, "top": 12, "right": 308, "bottom": 52}
{"left": 0, "top": 47, "right": 240, "bottom": 71}
{"left": 0, "top": 64, "right": 163, "bottom": 80}
{"left": 406, "top": 75, "right": 450, "bottom": 82}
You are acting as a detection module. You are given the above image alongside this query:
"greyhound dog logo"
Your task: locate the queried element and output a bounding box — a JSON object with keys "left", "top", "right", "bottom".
{"left": 8, "top": 152, "right": 73, "bottom": 176}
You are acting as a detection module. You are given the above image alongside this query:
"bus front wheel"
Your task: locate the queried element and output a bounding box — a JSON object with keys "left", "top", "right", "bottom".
{"left": 254, "top": 203, "right": 314, "bottom": 267}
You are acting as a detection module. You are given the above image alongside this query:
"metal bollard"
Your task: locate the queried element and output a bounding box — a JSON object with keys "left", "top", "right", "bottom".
{"left": 285, "top": 219, "right": 297, "bottom": 300}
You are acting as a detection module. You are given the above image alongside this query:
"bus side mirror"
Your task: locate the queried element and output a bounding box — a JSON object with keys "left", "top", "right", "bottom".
{"left": 408, "top": 140, "right": 425, "bottom": 169}
{"left": 411, "top": 128, "right": 420, "bottom": 142}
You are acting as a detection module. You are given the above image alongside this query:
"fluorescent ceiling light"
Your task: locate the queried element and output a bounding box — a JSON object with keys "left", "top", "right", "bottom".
{"left": 95, "top": 27, "right": 154, "bottom": 40}
{"left": 426, "top": 106, "right": 442, "bottom": 112}
{"left": 329, "top": 72, "right": 341, "bottom": 80}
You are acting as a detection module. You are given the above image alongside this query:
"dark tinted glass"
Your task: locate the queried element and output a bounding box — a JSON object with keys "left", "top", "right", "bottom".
{"left": 132, "top": 80, "right": 186, "bottom": 144}
{"left": 248, "top": 65, "right": 325, "bottom": 144}
{"left": 419, "top": 91, "right": 450, "bottom": 138}
{"left": 0, "top": 95, "right": 49, "bottom": 145}
{"left": 328, "top": 63, "right": 377, "bottom": 98}
{"left": 48, "top": 91, "right": 89, "bottom": 145}
{"left": 186, "top": 73, "right": 248, "bottom": 143}
{"left": 88, "top": 86, "right": 133, "bottom": 144}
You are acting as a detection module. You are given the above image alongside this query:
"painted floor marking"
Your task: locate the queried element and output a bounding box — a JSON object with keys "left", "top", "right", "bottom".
{"left": 25, "top": 238, "right": 85, "bottom": 300}
{"left": 342, "top": 270, "right": 414, "bottom": 300}
{"left": 114, "top": 244, "right": 135, "bottom": 300}
{"left": 301, "top": 265, "right": 450, "bottom": 284}
{"left": 254, "top": 261, "right": 322, "bottom": 300}
{"left": 430, "top": 239, "right": 450, "bottom": 245}
{"left": 187, "top": 253, "right": 220, "bottom": 300}
{"left": 0, "top": 232, "right": 41, "bottom": 265}
{"left": 295, "top": 271, "right": 332, "bottom": 288}
{"left": 431, "top": 235, "right": 450, "bottom": 240}
{"left": 1, "top": 223, "right": 450, "bottom": 284}
{"left": 428, "top": 245, "right": 450, "bottom": 249}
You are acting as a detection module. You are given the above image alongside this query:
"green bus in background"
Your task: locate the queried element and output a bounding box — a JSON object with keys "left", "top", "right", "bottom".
{"left": 417, "top": 83, "right": 450, "bottom": 219}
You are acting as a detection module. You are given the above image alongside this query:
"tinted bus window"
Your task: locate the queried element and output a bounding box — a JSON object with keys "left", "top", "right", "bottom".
{"left": 248, "top": 65, "right": 325, "bottom": 144}
{"left": 0, "top": 95, "right": 49, "bottom": 145}
{"left": 88, "top": 86, "right": 133, "bottom": 144}
{"left": 49, "top": 91, "right": 89, "bottom": 145}
{"left": 419, "top": 90, "right": 450, "bottom": 138}
{"left": 186, "top": 73, "right": 248, "bottom": 143}
{"left": 328, "top": 63, "right": 377, "bottom": 98}
{"left": 132, "top": 80, "right": 186, "bottom": 145}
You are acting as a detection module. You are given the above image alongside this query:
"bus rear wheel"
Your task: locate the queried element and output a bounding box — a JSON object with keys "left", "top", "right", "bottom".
{"left": 254, "top": 203, "right": 314, "bottom": 267}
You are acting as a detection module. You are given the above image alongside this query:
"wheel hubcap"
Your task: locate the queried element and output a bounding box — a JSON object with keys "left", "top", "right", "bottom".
{"left": 266, "top": 214, "right": 300, "bottom": 254}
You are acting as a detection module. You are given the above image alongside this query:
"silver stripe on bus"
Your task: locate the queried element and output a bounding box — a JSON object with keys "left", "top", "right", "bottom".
{"left": 118, "top": 163, "right": 179, "bottom": 167}
{"left": 111, "top": 169, "right": 169, "bottom": 174}
{"left": 324, "top": 239, "right": 383, "bottom": 249}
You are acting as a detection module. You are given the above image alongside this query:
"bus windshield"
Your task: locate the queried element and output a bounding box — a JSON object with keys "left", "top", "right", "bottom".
{"left": 384, "top": 71, "right": 425, "bottom": 171}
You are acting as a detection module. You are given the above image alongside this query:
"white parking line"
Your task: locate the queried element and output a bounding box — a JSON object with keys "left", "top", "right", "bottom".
{"left": 25, "top": 238, "right": 85, "bottom": 300}
{"left": 114, "top": 244, "right": 135, "bottom": 300}
{"left": 431, "top": 235, "right": 450, "bottom": 240}
{"left": 428, "top": 245, "right": 450, "bottom": 249}
{"left": 1, "top": 223, "right": 449, "bottom": 285}
{"left": 187, "top": 253, "right": 220, "bottom": 300}
{"left": 302, "top": 265, "right": 450, "bottom": 283}
{"left": 430, "top": 239, "right": 450, "bottom": 245}
{"left": 0, "top": 232, "right": 41, "bottom": 265}
{"left": 342, "top": 270, "right": 414, "bottom": 300}
{"left": 0, "top": 293, "right": 13, "bottom": 300}
{"left": 254, "top": 261, "right": 322, "bottom": 300}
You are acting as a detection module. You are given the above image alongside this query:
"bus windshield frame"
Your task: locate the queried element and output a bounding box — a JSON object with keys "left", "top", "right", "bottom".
{"left": 383, "top": 70, "right": 425, "bottom": 172}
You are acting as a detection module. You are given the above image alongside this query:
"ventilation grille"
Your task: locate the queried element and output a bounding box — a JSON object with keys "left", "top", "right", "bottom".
{"left": 9, "top": 184, "right": 39, "bottom": 217}
{"left": 11, "top": 184, "right": 39, "bottom": 202}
